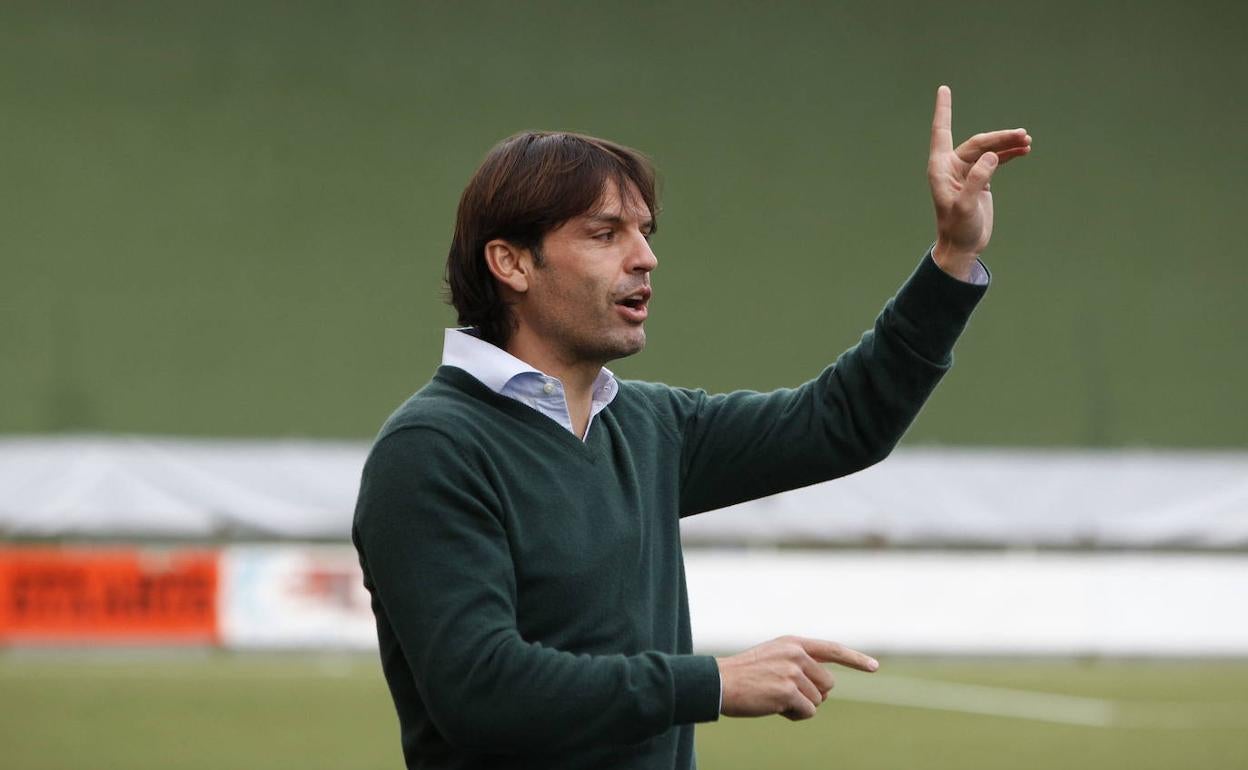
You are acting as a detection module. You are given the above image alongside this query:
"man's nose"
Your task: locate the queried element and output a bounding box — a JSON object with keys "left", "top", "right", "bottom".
{"left": 629, "top": 235, "right": 658, "bottom": 273}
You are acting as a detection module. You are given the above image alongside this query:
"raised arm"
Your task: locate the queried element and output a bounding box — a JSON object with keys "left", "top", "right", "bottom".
{"left": 677, "top": 86, "right": 1029, "bottom": 515}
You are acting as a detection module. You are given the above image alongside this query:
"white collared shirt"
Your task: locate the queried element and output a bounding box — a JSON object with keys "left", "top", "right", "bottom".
{"left": 441, "top": 328, "right": 619, "bottom": 441}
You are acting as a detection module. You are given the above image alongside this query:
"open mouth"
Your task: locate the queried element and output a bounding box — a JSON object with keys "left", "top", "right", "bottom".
{"left": 615, "top": 288, "right": 651, "bottom": 321}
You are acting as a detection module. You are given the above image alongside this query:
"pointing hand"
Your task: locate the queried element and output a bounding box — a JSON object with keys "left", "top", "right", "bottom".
{"left": 717, "top": 636, "right": 879, "bottom": 721}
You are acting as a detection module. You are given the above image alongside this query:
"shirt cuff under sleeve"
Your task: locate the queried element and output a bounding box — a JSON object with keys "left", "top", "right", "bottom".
{"left": 966, "top": 258, "right": 989, "bottom": 286}
{"left": 670, "top": 654, "right": 722, "bottom": 725}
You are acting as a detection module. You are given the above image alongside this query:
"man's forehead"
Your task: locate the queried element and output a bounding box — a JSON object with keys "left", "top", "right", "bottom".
{"left": 582, "top": 180, "right": 652, "bottom": 224}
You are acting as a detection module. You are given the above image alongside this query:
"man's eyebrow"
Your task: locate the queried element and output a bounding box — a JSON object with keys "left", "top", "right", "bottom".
{"left": 583, "top": 214, "right": 655, "bottom": 228}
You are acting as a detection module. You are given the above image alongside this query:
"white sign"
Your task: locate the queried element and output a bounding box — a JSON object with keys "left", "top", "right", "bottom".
{"left": 221, "top": 545, "right": 376, "bottom": 649}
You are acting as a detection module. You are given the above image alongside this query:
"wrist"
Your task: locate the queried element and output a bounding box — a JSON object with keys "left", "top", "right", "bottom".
{"left": 932, "top": 240, "right": 980, "bottom": 282}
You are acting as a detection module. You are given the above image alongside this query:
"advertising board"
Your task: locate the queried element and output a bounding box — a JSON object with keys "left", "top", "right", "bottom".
{"left": 0, "top": 547, "right": 219, "bottom": 645}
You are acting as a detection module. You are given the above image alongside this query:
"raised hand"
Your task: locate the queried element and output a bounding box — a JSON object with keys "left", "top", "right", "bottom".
{"left": 927, "top": 85, "right": 1031, "bottom": 280}
{"left": 717, "top": 635, "right": 879, "bottom": 721}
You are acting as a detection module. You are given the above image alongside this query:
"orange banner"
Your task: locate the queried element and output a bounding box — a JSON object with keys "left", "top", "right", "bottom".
{"left": 0, "top": 548, "right": 220, "bottom": 645}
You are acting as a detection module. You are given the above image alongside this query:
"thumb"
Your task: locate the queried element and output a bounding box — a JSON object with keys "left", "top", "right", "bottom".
{"left": 962, "top": 151, "right": 998, "bottom": 200}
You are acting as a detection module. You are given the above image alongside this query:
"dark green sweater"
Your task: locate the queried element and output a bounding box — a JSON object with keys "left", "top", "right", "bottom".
{"left": 352, "top": 251, "right": 986, "bottom": 769}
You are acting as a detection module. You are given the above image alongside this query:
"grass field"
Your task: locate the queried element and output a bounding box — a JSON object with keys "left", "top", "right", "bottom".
{"left": 2, "top": 653, "right": 1245, "bottom": 769}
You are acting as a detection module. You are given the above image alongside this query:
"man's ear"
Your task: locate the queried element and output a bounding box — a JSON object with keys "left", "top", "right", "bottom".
{"left": 484, "top": 239, "right": 534, "bottom": 294}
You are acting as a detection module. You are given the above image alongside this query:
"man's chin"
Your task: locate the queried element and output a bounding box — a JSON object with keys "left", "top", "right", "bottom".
{"left": 598, "top": 328, "right": 647, "bottom": 362}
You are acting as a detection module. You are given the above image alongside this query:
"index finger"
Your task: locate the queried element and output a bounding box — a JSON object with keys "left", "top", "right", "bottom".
{"left": 798, "top": 638, "right": 880, "bottom": 672}
{"left": 930, "top": 84, "right": 953, "bottom": 155}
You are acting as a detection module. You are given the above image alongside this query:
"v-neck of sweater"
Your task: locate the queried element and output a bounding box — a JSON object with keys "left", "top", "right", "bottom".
{"left": 434, "top": 365, "right": 607, "bottom": 463}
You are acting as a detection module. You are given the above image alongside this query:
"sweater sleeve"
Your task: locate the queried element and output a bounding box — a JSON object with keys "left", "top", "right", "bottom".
{"left": 676, "top": 249, "right": 988, "bottom": 516}
{"left": 353, "top": 426, "right": 721, "bottom": 754}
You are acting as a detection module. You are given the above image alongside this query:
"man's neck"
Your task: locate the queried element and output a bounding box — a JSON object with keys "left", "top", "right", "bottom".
{"left": 504, "top": 336, "right": 604, "bottom": 439}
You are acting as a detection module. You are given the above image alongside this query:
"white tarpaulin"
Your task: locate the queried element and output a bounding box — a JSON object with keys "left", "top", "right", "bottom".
{"left": 0, "top": 436, "right": 363, "bottom": 540}
{"left": 682, "top": 446, "right": 1248, "bottom": 548}
{"left": 2, "top": 436, "right": 1246, "bottom": 547}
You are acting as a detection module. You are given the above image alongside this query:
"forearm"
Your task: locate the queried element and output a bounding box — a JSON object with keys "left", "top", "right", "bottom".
{"left": 408, "top": 626, "right": 719, "bottom": 751}
{"left": 888, "top": 246, "right": 989, "bottom": 363}
{"left": 678, "top": 247, "right": 987, "bottom": 515}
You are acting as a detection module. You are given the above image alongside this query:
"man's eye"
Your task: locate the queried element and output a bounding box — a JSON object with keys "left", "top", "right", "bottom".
{"left": 594, "top": 231, "right": 614, "bottom": 241}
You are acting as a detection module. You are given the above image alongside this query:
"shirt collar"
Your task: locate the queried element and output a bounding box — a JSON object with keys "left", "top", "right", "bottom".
{"left": 442, "top": 327, "right": 540, "bottom": 393}
{"left": 441, "top": 328, "right": 617, "bottom": 400}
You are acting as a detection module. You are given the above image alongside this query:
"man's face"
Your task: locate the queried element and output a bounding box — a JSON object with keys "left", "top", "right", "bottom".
{"left": 517, "top": 180, "right": 657, "bottom": 367}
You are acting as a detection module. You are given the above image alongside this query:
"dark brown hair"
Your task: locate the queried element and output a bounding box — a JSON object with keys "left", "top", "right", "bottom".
{"left": 445, "top": 131, "right": 659, "bottom": 346}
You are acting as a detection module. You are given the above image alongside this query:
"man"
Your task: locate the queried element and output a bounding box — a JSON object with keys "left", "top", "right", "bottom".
{"left": 353, "top": 86, "right": 1030, "bottom": 769}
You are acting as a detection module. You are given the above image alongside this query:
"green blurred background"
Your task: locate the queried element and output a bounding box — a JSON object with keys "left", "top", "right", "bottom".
{"left": 2, "top": 0, "right": 1244, "bottom": 445}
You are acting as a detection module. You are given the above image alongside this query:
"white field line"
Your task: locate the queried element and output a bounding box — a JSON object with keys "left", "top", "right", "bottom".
{"left": 838, "top": 674, "right": 1118, "bottom": 726}
{"left": 837, "top": 674, "right": 1247, "bottom": 729}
